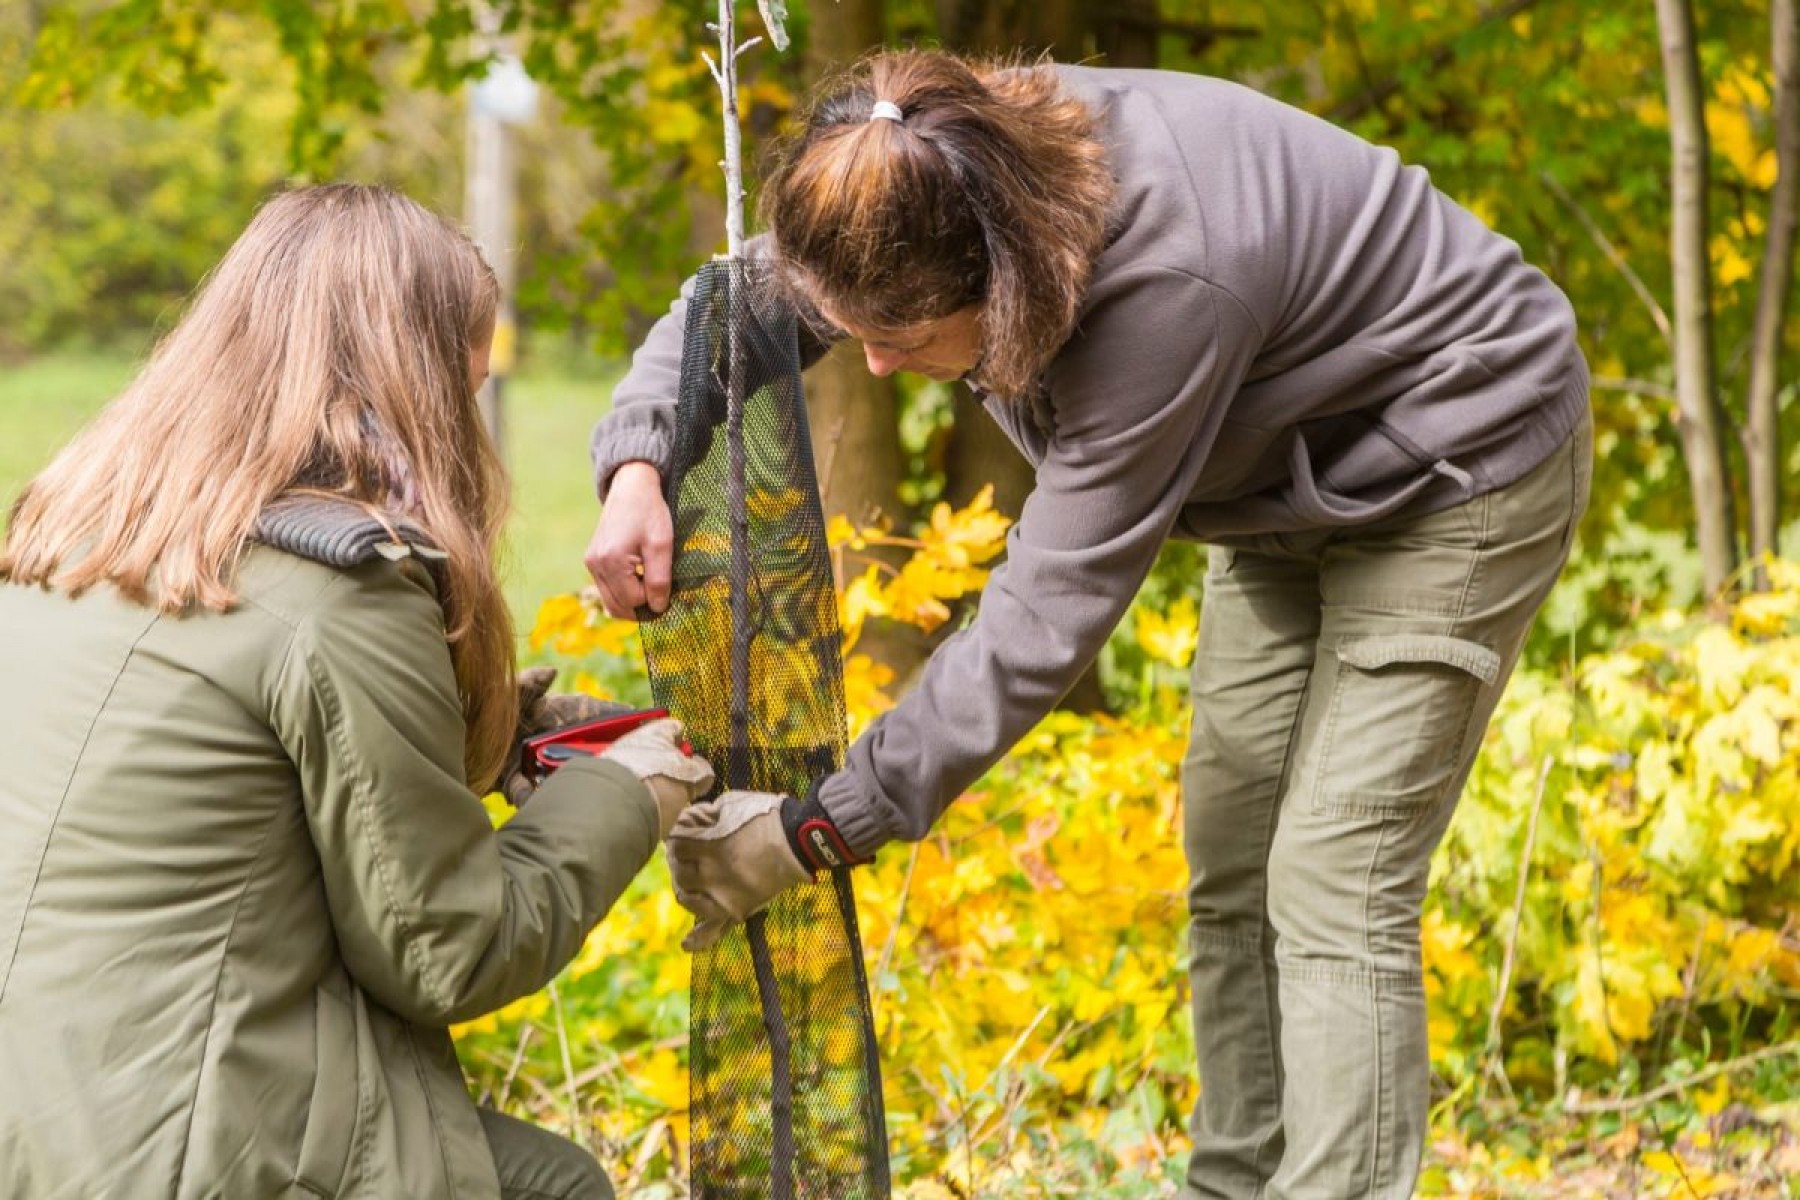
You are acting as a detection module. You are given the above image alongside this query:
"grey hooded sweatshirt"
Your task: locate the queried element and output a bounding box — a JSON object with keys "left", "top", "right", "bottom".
{"left": 590, "top": 65, "right": 1588, "bottom": 857}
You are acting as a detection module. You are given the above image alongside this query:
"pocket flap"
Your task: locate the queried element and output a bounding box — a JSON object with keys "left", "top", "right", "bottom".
{"left": 1337, "top": 634, "right": 1501, "bottom": 687}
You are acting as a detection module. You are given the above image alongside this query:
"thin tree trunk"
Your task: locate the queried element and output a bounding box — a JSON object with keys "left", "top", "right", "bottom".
{"left": 804, "top": 0, "right": 901, "bottom": 543}
{"left": 1656, "top": 0, "right": 1739, "bottom": 596}
{"left": 1096, "top": 0, "right": 1160, "bottom": 67}
{"left": 1746, "top": 0, "right": 1799, "bottom": 584}
{"left": 801, "top": 0, "right": 921, "bottom": 679}
{"left": 932, "top": 0, "right": 1092, "bottom": 537}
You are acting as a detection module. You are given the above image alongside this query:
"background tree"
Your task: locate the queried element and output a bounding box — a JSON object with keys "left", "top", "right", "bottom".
{"left": 1657, "top": 0, "right": 1739, "bottom": 595}
{"left": 1746, "top": 0, "right": 1798, "bottom": 584}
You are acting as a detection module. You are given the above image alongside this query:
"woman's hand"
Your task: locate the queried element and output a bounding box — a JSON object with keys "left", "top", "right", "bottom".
{"left": 499, "top": 666, "right": 624, "bottom": 805}
{"left": 585, "top": 462, "right": 673, "bottom": 618}
{"left": 666, "top": 791, "right": 812, "bottom": 950}
{"left": 600, "top": 718, "right": 717, "bottom": 836}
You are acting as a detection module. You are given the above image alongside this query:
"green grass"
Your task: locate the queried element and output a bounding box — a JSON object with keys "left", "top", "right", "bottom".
{"left": 0, "top": 352, "right": 138, "bottom": 500}
{"left": 0, "top": 349, "right": 620, "bottom": 629}
{"left": 497, "top": 365, "right": 622, "bottom": 628}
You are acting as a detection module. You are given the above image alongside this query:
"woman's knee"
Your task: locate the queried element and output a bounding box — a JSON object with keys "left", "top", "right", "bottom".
{"left": 479, "top": 1107, "right": 615, "bottom": 1200}
{"left": 1264, "top": 802, "right": 1435, "bottom": 978}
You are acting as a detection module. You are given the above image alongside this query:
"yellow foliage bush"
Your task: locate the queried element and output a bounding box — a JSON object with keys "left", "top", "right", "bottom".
{"left": 1441, "top": 559, "right": 1799, "bottom": 1081}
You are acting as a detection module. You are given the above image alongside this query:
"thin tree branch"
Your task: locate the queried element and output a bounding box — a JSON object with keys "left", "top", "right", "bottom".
{"left": 1108, "top": 14, "right": 1260, "bottom": 45}
{"left": 872, "top": 841, "right": 922, "bottom": 1022}
{"left": 1564, "top": 1041, "right": 1800, "bottom": 1115}
{"left": 499, "top": 1020, "right": 536, "bottom": 1110}
{"left": 1540, "top": 170, "right": 1674, "bottom": 350}
{"left": 623, "top": 1116, "right": 673, "bottom": 1192}
{"left": 1479, "top": 755, "right": 1553, "bottom": 1101}
{"left": 1593, "top": 375, "right": 1676, "bottom": 403}
{"left": 547, "top": 983, "right": 587, "bottom": 1144}
{"left": 1662, "top": 915, "right": 1709, "bottom": 1066}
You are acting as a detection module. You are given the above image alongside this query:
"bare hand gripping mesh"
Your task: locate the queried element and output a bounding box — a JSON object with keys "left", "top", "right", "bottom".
{"left": 639, "top": 260, "right": 890, "bottom": 1198}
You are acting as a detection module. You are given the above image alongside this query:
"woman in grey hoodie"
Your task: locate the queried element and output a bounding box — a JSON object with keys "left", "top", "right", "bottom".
{"left": 587, "top": 50, "right": 1589, "bottom": 1200}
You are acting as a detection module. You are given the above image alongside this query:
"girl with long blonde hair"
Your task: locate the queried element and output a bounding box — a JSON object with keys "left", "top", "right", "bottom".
{"left": 0, "top": 183, "right": 711, "bottom": 1200}
{"left": 5, "top": 182, "right": 517, "bottom": 782}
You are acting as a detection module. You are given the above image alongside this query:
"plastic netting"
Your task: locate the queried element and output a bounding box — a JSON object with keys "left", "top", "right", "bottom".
{"left": 639, "top": 259, "right": 890, "bottom": 1198}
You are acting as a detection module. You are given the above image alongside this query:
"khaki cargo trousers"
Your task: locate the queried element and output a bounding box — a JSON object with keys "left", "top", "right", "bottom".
{"left": 1181, "top": 411, "right": 1591, "bottom": 1199}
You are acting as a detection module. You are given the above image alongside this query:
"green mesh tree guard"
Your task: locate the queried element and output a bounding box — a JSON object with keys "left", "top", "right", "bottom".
{"left": 639, "top": 259, "right": 890, "bottom": 1198}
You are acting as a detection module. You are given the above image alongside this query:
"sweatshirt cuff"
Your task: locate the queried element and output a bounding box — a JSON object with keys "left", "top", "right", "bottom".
{"left": 815, "top": 767, "right": 902, "bottom": 860}
{"left": 592, "top": 431, "right": 673, "bottom": 500}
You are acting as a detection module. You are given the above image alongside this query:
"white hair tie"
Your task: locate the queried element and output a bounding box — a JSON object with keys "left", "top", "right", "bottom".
{"left": 869, "top": 100, "right": 904, "bottom": 124}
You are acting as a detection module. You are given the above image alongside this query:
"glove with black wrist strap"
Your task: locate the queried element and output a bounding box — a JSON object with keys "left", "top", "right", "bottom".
{"left": 780, "top": 785, "right": 870, "bottom": 872}
{"left": 666, "top": 782, "right": 869, "bottom": 951}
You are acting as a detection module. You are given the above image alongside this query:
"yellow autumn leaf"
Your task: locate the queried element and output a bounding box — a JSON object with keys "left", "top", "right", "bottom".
{"left": 1734, "top": 587, "right": 1800, "bottom": 636}
{"left": 843, "top": 652, "right": 895, "bottom": 736}
{"left": 1713, "top": 238, "right": 1755, "bottom": 288}
{"left": 922, "top": 483, "right": 1010, "bottom": 568}
{"left": 1422, "top": 910, "right": 1483, "bottom": 986}
{"left": 1725, "top": 925, "right": 1781, "bottom": 978}
{"left": 881, "top": 559, "right": 956, "bottom": 632}
{"left": 825, "top": 513, "right": 862, "bottom": 550}
{"left": 1644, "top": 1150, "right": 1739, "bottom": 1197}
{"left": 838, "top": 563, "right": 887, "bottom": 649}
{"left": 1709, "top": 68, "right": 1779, "bottom": 189}
{"left": 1695, "top": 1075, "right": 1732, "bottom": 1116}
{"left": 529, "top": 592, "right": 638, "bottom": 657}
{"left": 1136, "top": 596, "right": 1199, "bottom": 669}
{"left": 636, "top": 1047, "right": 688, "bottom": 1110}
{"left": 529, "top": 592, "right": 586, "bottom": 653}
{"left": 643, "top": 98, "right": 705, "bottom": 146}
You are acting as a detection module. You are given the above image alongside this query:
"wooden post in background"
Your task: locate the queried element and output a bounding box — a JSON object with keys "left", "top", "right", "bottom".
{"left": 466, "top": 5, "right": 536, "bottom": 452}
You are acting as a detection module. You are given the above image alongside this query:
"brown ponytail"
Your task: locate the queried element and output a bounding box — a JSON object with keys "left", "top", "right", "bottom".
{"left": 761, "top": 50, "right": 1113, "bottom": 398}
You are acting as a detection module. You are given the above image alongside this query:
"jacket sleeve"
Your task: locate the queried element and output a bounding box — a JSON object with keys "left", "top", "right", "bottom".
{"left": 818, "top": 269, "right": 1262, "bottom": 855}
{"left": 272, "top": 556, "right": 661, "bottom": 1026}
{"left": 591, "top": 233, "right": 838, "bottom": 499}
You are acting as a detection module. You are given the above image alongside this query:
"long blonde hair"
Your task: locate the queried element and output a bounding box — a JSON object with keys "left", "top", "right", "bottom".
{"left": 2, "top": 183, "right": 517, "bottom": 791}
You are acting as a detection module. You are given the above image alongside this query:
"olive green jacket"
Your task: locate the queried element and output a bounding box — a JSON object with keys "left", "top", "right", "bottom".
{"left": 0, "top": 545, "right": 659, "bottom": 1199}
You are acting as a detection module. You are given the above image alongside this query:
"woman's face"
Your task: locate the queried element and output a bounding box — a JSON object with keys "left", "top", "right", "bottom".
{"left": 821, "top": 304, "right": 984, "bottom": 383}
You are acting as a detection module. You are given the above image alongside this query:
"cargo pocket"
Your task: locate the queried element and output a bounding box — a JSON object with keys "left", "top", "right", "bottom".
{"left": 1311, "top": 633, "right": 1502, "bottom": 819}
{"left": 294, "top": 986, "right": 360, "bottom": 1197}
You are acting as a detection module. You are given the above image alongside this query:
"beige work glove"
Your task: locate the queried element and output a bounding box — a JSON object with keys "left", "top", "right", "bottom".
{"left": 599, "top": 718, "right": 716, "bottom": 836}
{"left": 667, "top": 790, "right": 811, "bottom": 951}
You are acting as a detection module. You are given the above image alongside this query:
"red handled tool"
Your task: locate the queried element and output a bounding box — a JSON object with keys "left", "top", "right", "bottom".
{"left": 520, "top": 707, "right": 691, "bottom": 784}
